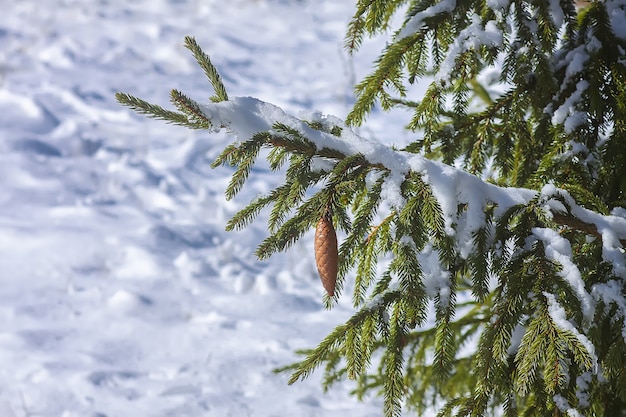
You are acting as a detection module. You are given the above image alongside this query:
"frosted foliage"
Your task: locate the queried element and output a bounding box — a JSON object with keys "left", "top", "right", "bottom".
{"left": 417, "top": 165, "right": 460, "bottom": 236}
{"left": 599, "top": 228, "right": 626, "bottom": 278}
{"left": 310, "top": 156, "right": 335, "bottom": 173}
{"left": 560, "top": 141, "right": 590, "bottom": 162}
{"left": 540, "top": 185, "right": 626, "bottom": 280}
{"left": 436, "top": 15, "right": 503, "bottom": 81}
{"left": 607, "top": 0, "right": 626, "bottom": 40}
{"left": 380, "top": 172, "right": 407, "bottom": 208}
{"left": 532, "top": 227, "right": 594, "bottom": 320}
{"left": 544, "top": 293, "right": 598, "bottom": 370}
{"left": 365, "top": 282, "right": 401, "bottom": 310}
{"left": 592, "top": 280, "right": 626, "bottom": 341}
{"left": 552, "top": 80, "right": 589, "bottom": 133}
{"left": 201, "top": 97, "right": 283, "bottom": 140}
{"left": 398, "top": 0, "right": 457, "bottom": 39}
{"left": 456, "top": 175, "right": 488, "bottom": 258}
{"left": 419, "top": 244, "right": 451, "bottom": 307}
{"left": 562, "top": 45, "right": 589, "bottom": 84}
{"left": 543, "top": 198, "right": 568, "bottom": 217}
{"left": 202, "top": 99, "right": 626, "bottom": 269}
{"left": 201, "top": 97, "right": 536, "bottom": 226}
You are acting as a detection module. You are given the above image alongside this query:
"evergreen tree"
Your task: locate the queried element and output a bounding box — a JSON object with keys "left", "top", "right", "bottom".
{"left": 116, "top": 2, "right": 626, "bottom": 416}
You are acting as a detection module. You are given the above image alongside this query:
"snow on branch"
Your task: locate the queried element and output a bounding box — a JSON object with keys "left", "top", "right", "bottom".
{"left": 541, "top": 184, "right": 626, "bottom": 279}
{"left": 398, "top": 0, "right": 457, "bottom": 39}
{"left": 531, "top": 227, "right": 594, "bottom": 320}
{"left": 544, "top": 292, "right": 598, "bottom": 370}
{"left": 199, "top": 96, "right": 626, "bottom": 258}
{"left": 434, "top": 15, "right": 503, "bottom": 82}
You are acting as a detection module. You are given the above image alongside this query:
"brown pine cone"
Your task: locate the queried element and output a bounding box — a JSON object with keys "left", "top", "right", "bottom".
{"left": 314, "top": 213, "right": 338, "bottom": 296}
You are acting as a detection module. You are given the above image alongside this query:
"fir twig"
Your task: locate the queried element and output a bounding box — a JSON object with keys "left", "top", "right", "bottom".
{"left": 115, "top": 92, "right": 192, "bottom": 126}
{"left": 170, "top": 89, "right": 211, "bottom": 129}
{"left": 184, "top": 36, "right": 229, "bottom": 102}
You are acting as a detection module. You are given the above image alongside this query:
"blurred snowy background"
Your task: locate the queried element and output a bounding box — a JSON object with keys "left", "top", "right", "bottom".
{"left": 0, "top": 1, "right": 418, "bottom": 416}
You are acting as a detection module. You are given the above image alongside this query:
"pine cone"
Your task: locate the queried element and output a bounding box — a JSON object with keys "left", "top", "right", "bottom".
{"left": 314, "top": 213, "right": 338, "bottom": 296}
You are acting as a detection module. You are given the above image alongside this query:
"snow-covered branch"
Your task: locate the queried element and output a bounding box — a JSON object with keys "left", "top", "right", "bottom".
{"left": 116, "top": 1, "right": 626, "bottom": 408}
{"left": 201, "top": 96, "right": 626, "bottom": 256}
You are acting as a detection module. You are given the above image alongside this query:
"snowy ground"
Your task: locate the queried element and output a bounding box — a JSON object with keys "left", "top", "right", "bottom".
{"left": 0, "top": 1, "right": 416, "bottom": 416}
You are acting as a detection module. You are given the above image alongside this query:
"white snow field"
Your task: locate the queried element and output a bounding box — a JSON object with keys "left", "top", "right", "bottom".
{"left": 0, "top": 1, "right": 423, "bottom": 416}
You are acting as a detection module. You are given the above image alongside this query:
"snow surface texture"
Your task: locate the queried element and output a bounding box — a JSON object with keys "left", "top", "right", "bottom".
{"left": 0, "top": 1, "right": 417, "bottom": 416}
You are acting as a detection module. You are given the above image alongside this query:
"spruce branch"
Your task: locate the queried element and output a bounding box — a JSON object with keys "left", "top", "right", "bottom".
{"left": 170, "top": 89, "right": 211, "bottom": 129}
{"left": 553, "top": 212, "right": 626, "bottom": 247}
{"left": 183, "top": 36, "right": 229, "bottom": 102}
{"left": 342, "top": 174, "right": 386, "bottom": 306}
{"left": 119, "top": 2, "right": 626, "bottom": 410}
{"left": 116, "top": 38, "right": 230, "bottom": 131}
{"left": 225, "top": 193, "right": 275, "bottom": 231}
{"left": 115, "top": 92, "right": 192, "bottom": 127}
{"left": 383, "top": 303, "right": 406, "bottom": 417}
{"left": 347, "top": 34, "right": 421, "bottom": 126}
{"left": 223, "top": 132, "right": 267, "bottom": 200}
{"left": 287, "top": 289, "right": 402, "bottom": 385}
